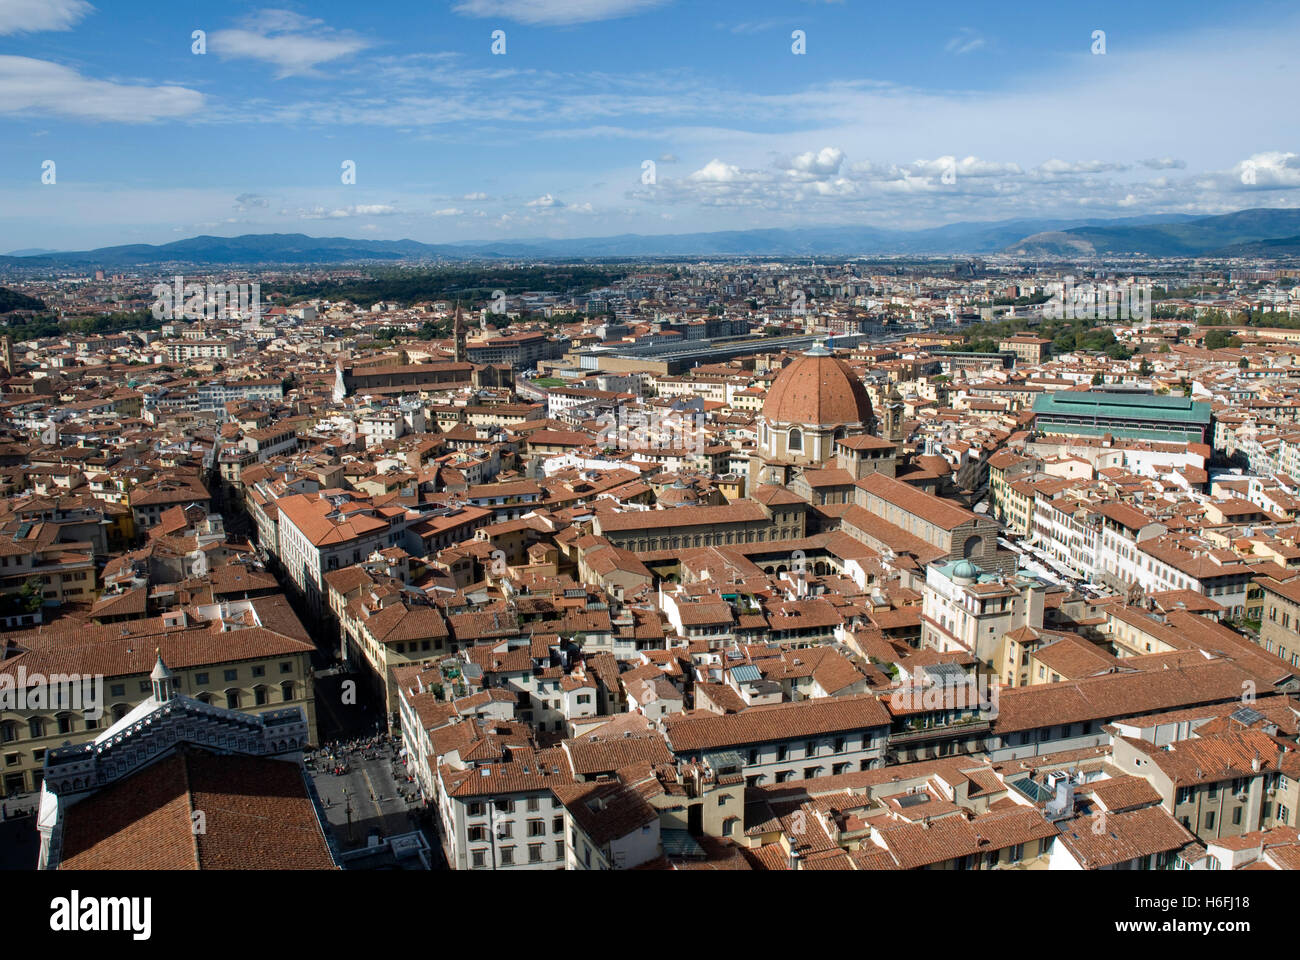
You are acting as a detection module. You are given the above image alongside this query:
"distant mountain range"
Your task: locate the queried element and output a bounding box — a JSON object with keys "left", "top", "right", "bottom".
{"left": 1004, "top": 208, "right": 1300, "bottom": 258}
{"left": 5, "top": 208, "right": 1300, "bottom": 267}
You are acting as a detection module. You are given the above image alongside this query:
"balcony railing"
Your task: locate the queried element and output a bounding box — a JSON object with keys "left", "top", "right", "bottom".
{"left": 889, "top": 716, "right": 991, "bottom": 744}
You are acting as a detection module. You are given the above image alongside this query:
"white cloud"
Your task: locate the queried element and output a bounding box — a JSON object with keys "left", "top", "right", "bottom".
{"left": 0, "top": 0, "right": 92, "bottom": 35}
{"left": 690, "top": 159, "right": 744, "bottom": 182}
{"left": 786, "top": 146, "right": 844, "bottom": 176}
{"left": 1034, "top": 158, "right": 1130, "bottom": 176}
{"left": 287, "top": 204, "right": 397, "bottom": 219}
{"left": 0, "top": 55, "right": 203, "bottom": 122}
{"left": 432, "top": 207, "right": 465, "bottom": 216}
{"left": 462, "top": 192, "right": 488, "bottom": 200}
{"left": 628, "top": 149, "right": 1264, "bottom": 225}
{"left": 1227, "top": 152, "right": 1300, "bottom": 190}
{"left": 210, "top": 9, "right": 370, "bottom": 78}
{"left": 526, "top": 193, "right": 563, "bottom": 207}
{"left": 723, "top": 20, "right": 784, "bottom": 35}
{"left": 913, "top": 156, "right": 1021, "bottom": 179}
{"left": 1141, "top": 157, "right": 1187, "bottom": 170}
{"left": 452, "top": 0, "right": 671, "bottom": 25}
{"left": 944, "top": 29, "right": 986, "bottom": 55}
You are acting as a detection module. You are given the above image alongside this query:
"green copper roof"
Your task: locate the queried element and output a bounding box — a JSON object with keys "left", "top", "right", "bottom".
{"left": 1031, "top": 390, "right": 1211, "bottom": 425}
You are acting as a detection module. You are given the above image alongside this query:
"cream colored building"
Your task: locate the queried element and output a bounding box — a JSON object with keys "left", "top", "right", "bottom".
{"left": 0, "top": 600, "right": 316, "bottom": 797}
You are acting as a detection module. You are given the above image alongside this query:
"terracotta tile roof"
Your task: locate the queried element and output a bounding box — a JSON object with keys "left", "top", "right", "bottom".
{"left": 873, "top": 805, "right": 1056, "bottom": 869}
{"left": 562, "top": 733, "right": 674, "bottom": 775}
{"left": 992, "top": 660, "right": 1270, "bottom": 735}
{"left": 663, "top": 695, "right": 890, "bottom": 754}
{"left": 552, "top": 780, "right": 658, "bottom": 847}
{"left": 442, "top": 746, "right": 572, "bottom": 797}
{"left": 0, "top": 618, "right": 312, "bottom": 681}
{"left": 856, "top": 472, "right": 976, "bottom": 531}
{"left": 59, "top": 748, "right": 336, "bottom": 870}
{"left": 1124, "top": 729, "right": 1287, "bottom": 785}
{"left": 276, "top": 493, "right": 391, "bottom": 546}
{"left": 1055, "top": 806, "right": 1194, "bottom": 869}
{"left": 596, "top": 500, "right": 769, "bottom": 532}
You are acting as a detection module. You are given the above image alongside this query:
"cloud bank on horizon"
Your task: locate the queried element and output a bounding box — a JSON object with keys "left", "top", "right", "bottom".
{"left": 0, "top": 0, "right": 1297, "bottom": 250}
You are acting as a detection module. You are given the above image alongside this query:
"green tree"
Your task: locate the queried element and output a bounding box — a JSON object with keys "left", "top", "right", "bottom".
{"left": 18, "top": 576, "right": 43, "bottom": 613}
{"left": 1204, "top": 328, "right": 1241, "bottom": 350}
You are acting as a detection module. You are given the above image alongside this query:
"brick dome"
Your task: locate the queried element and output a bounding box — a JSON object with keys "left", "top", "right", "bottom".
{"left": 761, "top": 343, "right": 873, "bottom": 427}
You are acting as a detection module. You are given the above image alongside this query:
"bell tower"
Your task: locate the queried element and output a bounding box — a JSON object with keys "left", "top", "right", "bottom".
{"left": 883, "top": 381, "right": 905, "bottom": 443}
{"left": 453, "top": 302, "right": 466, "bottom": 363}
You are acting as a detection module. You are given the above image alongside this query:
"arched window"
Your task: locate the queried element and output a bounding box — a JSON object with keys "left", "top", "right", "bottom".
{"left": 788, "top": 428, "right": 803, "bottom": 452}
{"left": 253, "top": 685, "right": 269, "bottom": 706}
{"left": 281, "top": 681, "right": 295, "bottom": 702}
{"left": 225, "top": 689, "right": 241, "bottom": 710}
{"left": 111, "top": 704, "right": 128, "bottom": 722}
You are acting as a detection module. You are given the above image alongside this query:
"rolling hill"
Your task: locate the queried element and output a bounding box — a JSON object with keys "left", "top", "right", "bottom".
{"left": 2, "top": 208, "right": 1298, "bottom": 268}
{"left": 1003, "top": 208, "right": 1300, "bottom": 257}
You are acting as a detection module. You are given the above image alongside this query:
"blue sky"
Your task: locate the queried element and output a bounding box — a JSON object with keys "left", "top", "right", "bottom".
{"left": 2, "top": 0, "right": 1299, "bottom": 251}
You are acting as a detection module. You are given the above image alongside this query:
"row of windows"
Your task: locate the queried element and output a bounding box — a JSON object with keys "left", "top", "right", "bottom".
{"left": 1176, "top": 775, "right": 1289, "bottom": 805}
{"left": 469, "top": 841, "right": 561, "bottom": 867}
{"left": 746, "top": 736, "right": 859, "bottom": 765}
{"left": 468, "top": 816, "right": 564, "bottom": 841}
{"left": 745, "top": 757, "right": 881, "bottom": 786}
{"left": 104, "top": 660, "right": 294, "bottom": 698}
{"left": 1258, "top": 632, "right": 1300, "bottom": 667}
{"left": 0, "top": 680, "right": 303, "bottom": 744}
{"left": 622, "top": 526, "right": 795, "bottom": 552}
{"left": 466, "top": 795, "right": 560, "bottom": 817}
{"left": 2, "top": 714, "right": 88, "bottom": 741}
